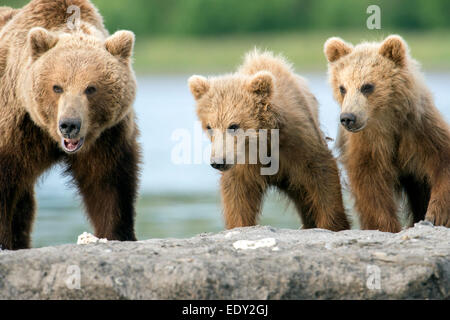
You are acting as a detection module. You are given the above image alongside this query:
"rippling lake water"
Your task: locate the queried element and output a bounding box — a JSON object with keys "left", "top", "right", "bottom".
{"left": 33, "top": 73, "right": 450, "bottom": 247}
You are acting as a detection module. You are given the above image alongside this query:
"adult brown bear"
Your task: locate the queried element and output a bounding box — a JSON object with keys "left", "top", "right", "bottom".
{"left": 0, "top": 0, "right": 140, "bottom": 250}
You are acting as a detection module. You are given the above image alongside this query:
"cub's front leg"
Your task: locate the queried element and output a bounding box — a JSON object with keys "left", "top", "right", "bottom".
{"left": 220, "top": 168, "right": 267, "bottom": 229}
{"left": 347, "top": 160, "right": 401, "bottom": 233}
{"left": 69, "top": 126, "right": 140, "bottom": 241}
{"left": 426, "top": 167, "right": 450, "bottom": 227}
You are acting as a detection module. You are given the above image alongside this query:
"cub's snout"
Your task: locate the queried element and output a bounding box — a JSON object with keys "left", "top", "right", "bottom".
{"left": 340, "top": 112, "right": 365, "bottom": 132}
{"left": 340, "top": 113, "right": 356, "bottom": 127}
{"left": 210, "top": 161, "right": 232, "bottom": 172}
{"left": 340, "top": 113, "right": 356, "bottom": 130}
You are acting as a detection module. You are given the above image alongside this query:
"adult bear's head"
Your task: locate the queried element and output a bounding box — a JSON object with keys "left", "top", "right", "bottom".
{"left": 22, "top": 27, "right": 136, "bottom": 153}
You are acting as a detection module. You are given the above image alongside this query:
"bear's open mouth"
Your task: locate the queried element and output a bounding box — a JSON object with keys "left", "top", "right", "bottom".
{"left": 61, "top": 137, "right": 85, "bottom": 153}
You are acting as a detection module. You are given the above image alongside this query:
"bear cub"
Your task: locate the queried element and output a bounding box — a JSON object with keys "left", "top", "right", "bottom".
{"left": 325, "top": 35, "right": 450, "bottom": 232}
{"left": 189, "top": 50, "right": 350, "bottom": 231}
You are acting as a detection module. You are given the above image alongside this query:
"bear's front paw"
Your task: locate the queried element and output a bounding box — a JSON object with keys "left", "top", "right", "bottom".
{"left": 425, "top": 212, "right": 450, "bottom": 228}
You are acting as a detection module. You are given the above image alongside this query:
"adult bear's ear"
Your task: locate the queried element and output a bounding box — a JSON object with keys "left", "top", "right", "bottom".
{"left": 247, "top": 71, "right": 274, "bottom": 102}
{"left": 188, "top": 75, "right": 210, "bottom": 100}
{"left": 324, "top": 37, "right": 353, "bottom": 63}
{"left": 105, "top": 30, "right": 135, "bottom": 62}
{"left": 28, "top": 27, "right": 59, "bottom": 61}
{"left": 379, "top": 35, "right": 407, "bottom": 67}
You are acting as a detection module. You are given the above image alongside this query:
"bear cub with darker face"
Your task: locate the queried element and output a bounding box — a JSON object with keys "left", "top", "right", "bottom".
{"left": 189, "top": 50, "right": 350, "bottom": 231}
{"left": 325, "top": 35, "right": 450, "bottom": 232}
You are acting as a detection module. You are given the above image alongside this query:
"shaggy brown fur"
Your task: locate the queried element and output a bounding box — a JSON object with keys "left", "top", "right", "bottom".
{"left": 189, "top": 50, "right": 350, "bottom": 231}
{"left": 0, "top": 7, "right": 17, "bottom": 29}
{"left": 0, "top": 0, "right": 140, "bottom": 250}
{"left": 325, "top": 35, "right": 450, "bottom": 232}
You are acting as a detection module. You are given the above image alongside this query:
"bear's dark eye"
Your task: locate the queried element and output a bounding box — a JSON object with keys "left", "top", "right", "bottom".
{"left": 206, "top": 125, "right": 212, "bottom": 130}
{"left": 360, "top": 83, "right": 374, "bottom": 95}
{"left": 53, "top": 85, "right": 63, "bottom": 94}
{"left": 228, "top": 124, "right": 240, "bottom": 131}
{"left": 339, "top": 85, "right": 346, "bottom": 96}
{"left": 85, "top": 86, "right": 97, "bottom": 95}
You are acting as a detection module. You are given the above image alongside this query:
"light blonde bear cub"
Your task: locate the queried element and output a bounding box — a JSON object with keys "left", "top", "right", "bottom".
{"left": 324, "top": 35, "right": 450, "bottom": 232}
{"left": 189, "top": 50, "right": 350, "bottom": 231}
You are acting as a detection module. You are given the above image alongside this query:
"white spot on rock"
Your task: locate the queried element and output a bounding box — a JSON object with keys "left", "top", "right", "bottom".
{"left": 114, "top": 277, "right": 123, "bottom": 286}
{"left": 415, "top": 220, "right": 434, "bottom": 228}
{"left": 372, "top": 251, "right": 387, "bottom": 258}
{"left": 225, "top": 231, "right": 240, "bottom": 238}
{"left": 77, "top": 232, "right": 108, "bottom": 245}
{"left": 372, "top": 251, "right": 397, "bottom": 262}
{"left": 233, "top": 238, "right": 276, "bottom": 250}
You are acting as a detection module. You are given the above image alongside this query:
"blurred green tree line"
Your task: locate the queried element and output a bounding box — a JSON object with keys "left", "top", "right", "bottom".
{"left": 5, "top": 0, "right": 450, "bottom": 36}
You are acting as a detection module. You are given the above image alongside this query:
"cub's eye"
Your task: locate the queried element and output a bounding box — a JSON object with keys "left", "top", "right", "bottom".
{"left": 339, "top": 85, "right": 346, "bottom": 96}
{"left": 53, "top": 85, "right": 63, "bottom": 94}
{"left": 206, "top": 125, "right": 212, "bottom": 130}
{"left": 85, "top": 86, "right": 97, "bottom": 95}
{"left": 228, "top": 124, "right": 240, "bottom": 131}
{"left": 360, "top": 83, "right": 374, "bottom": 95}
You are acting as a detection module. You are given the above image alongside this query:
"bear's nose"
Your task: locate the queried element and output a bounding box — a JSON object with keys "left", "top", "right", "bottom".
{"left": 340, "top": 113, "right": 356, "bottom": 128}
{"left": 59, "top": 118, "right": 81, "bottom": 138}
{"left": 211, "top": 162, "right": 226, "bottom": 171}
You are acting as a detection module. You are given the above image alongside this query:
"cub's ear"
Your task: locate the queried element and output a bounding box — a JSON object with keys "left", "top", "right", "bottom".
{"left": 247, "top": 71, "right": 274, "bottom": 102}
{"left": 28, "top": 27, "right": 59, "bottom": 61}
{"left": 188, "top": 75, "right": 210, "bottom": 100}
{"left": 379, "top": 35, "right": 407, "bottom": 67}
{"left": 105, "top": 30, "right": 135, "bottom": 62}
{"left": 324, "top": 37, "right": 353, "bottom": 63}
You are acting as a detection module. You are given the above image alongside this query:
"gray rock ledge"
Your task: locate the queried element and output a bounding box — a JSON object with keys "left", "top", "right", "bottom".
{"left": 0, "top": 222, "right": 448, "bottom": 299}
